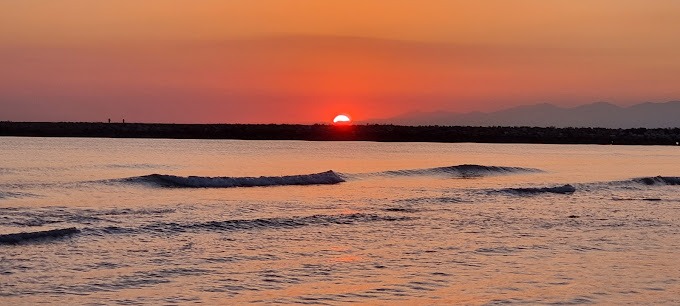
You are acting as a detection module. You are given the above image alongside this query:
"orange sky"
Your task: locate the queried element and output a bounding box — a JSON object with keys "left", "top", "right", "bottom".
{"left": 1, "top": 1, "right": 680, "bottom": 123}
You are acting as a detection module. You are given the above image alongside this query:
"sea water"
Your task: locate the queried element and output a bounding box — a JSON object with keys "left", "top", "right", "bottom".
{"left": 1, "top": 137, "right": 679, "bottom": 304}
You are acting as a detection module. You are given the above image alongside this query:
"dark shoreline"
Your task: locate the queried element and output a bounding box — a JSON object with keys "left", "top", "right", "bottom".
{"left": 1, "top": 122, "right": 679, "bottom": 145}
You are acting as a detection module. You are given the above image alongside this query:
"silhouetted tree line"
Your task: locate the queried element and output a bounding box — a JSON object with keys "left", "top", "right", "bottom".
{"left": 1, "top": 122, "right": 679, "bottom": 145}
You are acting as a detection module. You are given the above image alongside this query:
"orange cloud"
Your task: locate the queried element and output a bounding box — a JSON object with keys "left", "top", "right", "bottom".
{"left": 2, "top": 1, "right": 680, "bottom": 123}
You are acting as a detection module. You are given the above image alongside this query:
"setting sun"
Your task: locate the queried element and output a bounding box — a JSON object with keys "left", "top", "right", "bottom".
{"left": 333, "top": 114, "right": 351, "bottom": 124}
{"left": 3, "top": 2, "right": 680, "bottom": 305}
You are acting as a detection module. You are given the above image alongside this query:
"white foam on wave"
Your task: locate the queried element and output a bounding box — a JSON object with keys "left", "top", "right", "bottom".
{"left": 128, "top": 170, "right": 345, "bottom": 188}
{"left": 121, "top": 164, "right": 542, "bottom": 188}
{"left": 502, "top": 176, "right": 680, "bottom": 196}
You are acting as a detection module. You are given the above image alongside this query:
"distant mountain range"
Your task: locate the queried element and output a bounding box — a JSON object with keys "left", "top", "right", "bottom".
{"left": 366, "top": 101, "right": 680, "bottom": 128}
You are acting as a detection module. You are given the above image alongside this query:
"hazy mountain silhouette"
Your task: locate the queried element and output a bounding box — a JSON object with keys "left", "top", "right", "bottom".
{"left": 368, "top": 101, "right": 680, "bottom": 128}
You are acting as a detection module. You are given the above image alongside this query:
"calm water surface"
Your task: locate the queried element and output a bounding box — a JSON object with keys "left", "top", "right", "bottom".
{"left": 1, "top": 137, "right": 679, "bottom": 305}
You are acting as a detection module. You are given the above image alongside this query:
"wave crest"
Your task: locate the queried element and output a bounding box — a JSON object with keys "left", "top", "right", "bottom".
{"left": 632, "top": 176, "right": 680, "bottom": 186}
{"left": 381, "top": 164, "right": 541, "bottom": 178}
{"left": 501, "top": 184, "right": 576, "bottom": 195}
{"left": 117, "top": 164, "right": 541, "bottom": 188}
{"left": 0, "top": 227, "right": 79, "bottom": 245}
{"left": 126, "top": 170, "right": 345, "bottom": 188}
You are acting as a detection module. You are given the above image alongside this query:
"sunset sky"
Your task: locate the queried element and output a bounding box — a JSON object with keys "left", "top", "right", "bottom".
{"left": 1, "top": 1, "right": 680, "bottom": 123}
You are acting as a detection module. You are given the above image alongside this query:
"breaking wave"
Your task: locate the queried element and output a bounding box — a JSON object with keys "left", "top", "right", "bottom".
{"left": 501, "top": 184, "right": 577, "bottom": 195}
{"left": 118, "top": 164, "right": 541, "bottom": 188}
{"left": 369, "top": 164, "right": 541, "bottom": 178}
{"left": 476, "top": 175, "right": 680, "bottom": 197}
{"left": 124, "top": 170, "right": 345, "bottom": 188}
{"left": 631, "top": 176, "right": 680, "bottom": 186}
{"left": 0, "top": 227, "right": 79, "bottom": 245}
{"left": 583, "top": 176, "right": 680, "bottom": 190}
{"left": 495, "top": 176, "right": 680, "bottom": 196}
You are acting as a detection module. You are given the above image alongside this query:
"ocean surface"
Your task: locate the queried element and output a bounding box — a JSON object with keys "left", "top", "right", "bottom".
{"left": 1, "top": 137, "right": 679, "bottom": 305}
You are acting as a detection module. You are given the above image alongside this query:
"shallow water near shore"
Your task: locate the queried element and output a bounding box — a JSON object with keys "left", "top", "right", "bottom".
{"left": 1, "top": 137, "right": 679, "bottom": 304}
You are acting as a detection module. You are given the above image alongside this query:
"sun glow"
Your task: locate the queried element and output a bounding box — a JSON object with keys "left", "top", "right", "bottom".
{"left": 333, "top": 114, "right": 351, "bottom": 124}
